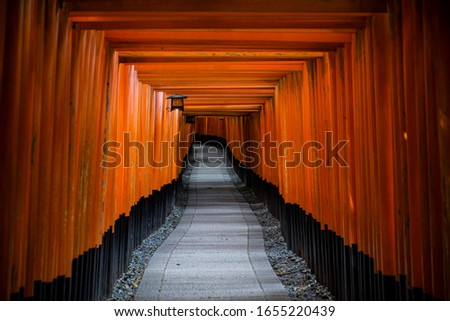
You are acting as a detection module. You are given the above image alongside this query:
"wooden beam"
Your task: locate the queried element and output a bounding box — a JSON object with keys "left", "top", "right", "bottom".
{"left": 185, "top": 104, "right": 262, "bottom": 109}
{"left": 67, "top": 0, "right": 387, "bottom": 13}
{"left": 133, "top": 61, "right": 304, "bottom": 72}
{"left": 70, "top": 12, "right": 368, "bottom": 21}
{"left": 185, "top": 98, "right": 268, "bottom": 105}
{"left": 138, "top": 73, "right": 290, "bottom": 80}
{"left": 117, "top": 50, "right": 325, "bottom": 60}
{"left": 159, "top": 89, "right": 275, "bottom": 103}
{"left": 184, "top": 111, "right": 257, "bottom": 116}
{"left": 139, "top": 77, "right": 290, "bottom": 85}
{"left": 104, "top": 29, "right": 352, "bottom": 44}
{"left": 142, "top": 80, "right": 279, "bottom": 87}
{"left": 77, "top": 18, "right": 366, "bottom": 31}
{"left": 159, "top": 88, "right": 275, "bottom": 95}
{"left": 109, "top": 42, "right": 342, "bottom": 51}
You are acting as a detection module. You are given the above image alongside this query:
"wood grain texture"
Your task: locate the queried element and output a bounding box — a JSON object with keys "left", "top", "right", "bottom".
{"left": 1, "top": 0, "right": 449, "bottom": 300}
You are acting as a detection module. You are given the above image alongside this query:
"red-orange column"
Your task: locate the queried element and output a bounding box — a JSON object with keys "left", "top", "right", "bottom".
{"left": 371, "top": 13, "right": 397, "bottom": 278}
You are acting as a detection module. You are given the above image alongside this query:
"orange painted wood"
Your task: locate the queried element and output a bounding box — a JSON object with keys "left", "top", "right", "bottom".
{"left": 0, "top": 0, "right": 192, "bottom": 299}
{"left": 133, "top": 61, "right": 305, "bottom": 72}
{"left": 192, "top": 1, "right": 448, "bottom": 300}
{"left": 67, "top": 0, "right": 387, "bottom": 14}
{"left": 72, "top": 14, "right": 366, "bottom": 37}
{"left": 0, "top": 0, "right": 5, "bottom": 94}
{"left": 424, "top": 0, "right": 449, "bottom": 300}
{"left": 370, "top": 13, "right": 396, "bottom": 277}
{"left": 1, "top": 0, "right": 449, "bottom": 301}
{"left": 118, "top": 50, "right": 325, "bottom": 60}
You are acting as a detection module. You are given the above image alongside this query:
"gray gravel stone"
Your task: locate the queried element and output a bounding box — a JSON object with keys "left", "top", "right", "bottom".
{"left": 106, "top": 165, "right": 193, "bottom": 301}
{"left": 107, "top": 152, "right": 333, "bottom": 301}
{"left": 227, "top": 167, "right": 334, "bottom": 301}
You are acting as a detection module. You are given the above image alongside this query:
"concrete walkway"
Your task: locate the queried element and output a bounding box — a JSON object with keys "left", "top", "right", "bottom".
{"left": 136, "top": 143, "right": 288, "bottom": 300}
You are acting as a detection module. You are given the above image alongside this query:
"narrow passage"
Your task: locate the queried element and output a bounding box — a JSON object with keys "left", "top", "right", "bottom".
{"left": 136, "top": 143, "right": 288, "bottom": 300}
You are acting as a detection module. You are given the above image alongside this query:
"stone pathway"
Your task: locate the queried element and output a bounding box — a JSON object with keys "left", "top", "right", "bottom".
{"left": 136, "top": 143, "right": 288, "bottom": 300}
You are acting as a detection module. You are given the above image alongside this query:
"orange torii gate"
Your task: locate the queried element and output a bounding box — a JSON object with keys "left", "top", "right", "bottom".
{"left": 0, "top": 0, "right": 449, "bottom": 301}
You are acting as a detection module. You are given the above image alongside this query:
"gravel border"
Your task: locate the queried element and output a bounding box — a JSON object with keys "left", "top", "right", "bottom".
{"left": 227, "top": 167, "right": 333, "bottom": 301}
{"left": 107, "top": 151, "right": 332, "bottom": 301}
{"left": 107, "top": 165, "right": 193, "bottom": 301}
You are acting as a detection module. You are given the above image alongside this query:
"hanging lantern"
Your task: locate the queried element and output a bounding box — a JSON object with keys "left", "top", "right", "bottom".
{"left": 186, "top": 116, "right": 195, "bottom": 124}
{"left": 166, "top": 94, "right": 187, "bottom": 112}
